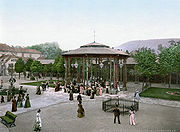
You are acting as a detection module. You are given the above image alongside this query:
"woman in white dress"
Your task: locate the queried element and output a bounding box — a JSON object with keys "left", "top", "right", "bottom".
{"left": 33, "top": 109, "right": 42, "bottom": 132}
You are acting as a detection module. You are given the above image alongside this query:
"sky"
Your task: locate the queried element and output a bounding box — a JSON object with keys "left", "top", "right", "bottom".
{"left": 0, "top": 0, "right": 180, "bottom": 50}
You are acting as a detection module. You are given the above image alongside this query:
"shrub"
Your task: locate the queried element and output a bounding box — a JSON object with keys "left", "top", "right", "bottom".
{"left": 30, "top": 76, "right": 35, "bottom": 80}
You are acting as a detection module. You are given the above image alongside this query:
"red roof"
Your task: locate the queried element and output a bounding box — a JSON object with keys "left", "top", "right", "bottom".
{"left": 14, "top": 48, "right": 42, "bottom": 54}
{"left": 0, "top": 43, "right": 13, "bottom": 52}
{"left": 0, "top": 43, "right": 42, "bottom": 54}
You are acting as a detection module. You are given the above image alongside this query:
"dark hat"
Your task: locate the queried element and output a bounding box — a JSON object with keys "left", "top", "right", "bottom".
{"left": 37, "top": 109, "right": 41, "bottom": 113}
{"left": 130, "top": 106, "right": 134, "bottom": 111}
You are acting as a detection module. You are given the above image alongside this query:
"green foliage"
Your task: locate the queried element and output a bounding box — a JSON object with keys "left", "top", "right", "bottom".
{"left": 30, "top": 60, "right": 42, "bottom": 80}
{"left": 132, "top": 48, "right": 158, "bottom": 81}
{"left": 15, "top": 58, "right": 25, "bottom": 73}
{"left": 26, "top": 42, "right": 62, "bottom": 59}
{"left": 158, "top": 41, "right": 180, "bottom": 75}
{"left": 30, "top": 76, "right": 35, "bottom": 80}
{"left": 52, "top": 55, "right": 65, "bottom": 78}
{"left": 25, "top": 58, "right": 33, "bottom": 72}
{"left": 15, "top": 58, "right": 25, "bottom": 78}
{"left": 56, "top": 57, "right": 65, "bottom": 77}
{"left": 43, "top": 63, "right": 52, "bottom": 75}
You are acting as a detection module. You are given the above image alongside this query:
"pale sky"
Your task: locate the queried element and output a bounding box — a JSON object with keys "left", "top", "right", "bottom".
{"left": 0, "top": 0, "right": 180, "bottom": 50}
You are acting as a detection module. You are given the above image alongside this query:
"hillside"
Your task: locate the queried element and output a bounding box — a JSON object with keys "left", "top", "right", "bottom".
{"left": 115, "top": 38, "right": 180, "bottom": 53}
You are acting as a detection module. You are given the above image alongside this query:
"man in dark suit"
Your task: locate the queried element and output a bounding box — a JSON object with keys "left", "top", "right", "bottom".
{"left": 113, "top": 105, "right": 121, "bottom": 124}
{"left": 77, "top": 93, "right": 82, "bottom": 104}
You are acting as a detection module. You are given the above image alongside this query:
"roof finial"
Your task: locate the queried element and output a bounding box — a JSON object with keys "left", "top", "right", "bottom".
{"left": 93, "top": 30, "right": 96, "bottom": 43}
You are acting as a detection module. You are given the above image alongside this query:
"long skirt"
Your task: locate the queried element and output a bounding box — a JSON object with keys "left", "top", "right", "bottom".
{"left": 33, "top": 121, "right": 41, "bottom": 131}
{"left": 129, "top": 114, "right": 135, "bottom": 125}
{"left": 24, "top": 99, "right": 31, "bottom": 108}
{"left": 17, "top": 101, "right": 23, "bottom": 108}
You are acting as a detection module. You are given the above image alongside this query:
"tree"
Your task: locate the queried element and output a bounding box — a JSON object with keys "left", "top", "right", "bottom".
{"left": 26, "top": 42, "right": 62, "bottom": 59}
{"left": 30, "top": 60, "right": 42, "bottom": 81}
{"left": 15, "top": 58, "right": 25, "bottom": 79}
{"left": 56, "top": 57, "right": 65, "bottom": 79}
{"left": 158, "top": 41, "right": 180, "bottom": 87}
{"left": 25, "top": 58, "right": 33, "bottom": 72}
{"left": 52, "top": 55, "right": 65, "bottom": 79}
{"left": 25, "top": 58, "right": 33, "bottom": 78}
{"left": 132, "top": 48, "right": 158, "bottom": 89}
{"left": 43, "top": 63, "right": 52, "bottom": 77}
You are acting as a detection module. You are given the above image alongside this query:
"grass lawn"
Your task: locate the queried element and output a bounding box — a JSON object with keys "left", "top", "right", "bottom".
{"left": 140, "top": 87, "right": 180, "bottom": 101}
{"left": 21, "top": 80, "right": 58, "bottom": 87}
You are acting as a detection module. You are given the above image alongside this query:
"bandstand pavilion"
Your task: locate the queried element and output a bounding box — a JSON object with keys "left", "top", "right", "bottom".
{"left": 62, "top": 41, "right": 130, "bottom": 90}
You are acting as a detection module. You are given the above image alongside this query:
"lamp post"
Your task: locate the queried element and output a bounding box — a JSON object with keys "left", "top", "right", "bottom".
{"left": 74, "top": 62, "right": 78, "bottom": 69}
{"left": 74, "top": 62, "right": 78, "bottom": 81}
{"left": 71, "top": 62, "right": 78, "bottom": 81}
{"left": 99, "top": 62, "right": 104, "bottom": 81}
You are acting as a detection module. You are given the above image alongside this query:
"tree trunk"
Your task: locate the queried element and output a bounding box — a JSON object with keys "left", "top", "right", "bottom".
{"left": 168, "top": 73, "right": 171, "bottom": 88}
{"left": 19, "top": 73, "right": 20, "bottom": 79}
{"left": 164, "top": 75, "right": 166, "bottom": 88}
{"left": 142, "top": 79, "right": 144, "bottom": 91}
{"left": 179, "top": 74, "right": 180, "bottom": 88}
{"left": 176, "top": 73, "right": 178, "bottom": 84}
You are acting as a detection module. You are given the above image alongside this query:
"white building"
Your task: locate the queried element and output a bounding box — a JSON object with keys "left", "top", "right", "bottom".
{"left": 0, "top": 43, "right": 42, "bottom": 76}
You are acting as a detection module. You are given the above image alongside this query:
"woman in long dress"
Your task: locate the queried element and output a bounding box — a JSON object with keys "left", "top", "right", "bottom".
{"left": 99, "top": 85, "right": 103, "bottom": 96}
{"left": 36, "top": 86, "right": 41, "bottom": 95}
{"left": 77, "top": 104, "right": 85, "bottom": 118}
{"left": 69, "top": 90, "right": 73, "bottom": 101}
{"left": 80, "top": 85, "right": 83, "bottom": 94}
{"left": 33, "top": 109, "right": 42, "bottom": 132}
{"left": 12, "top": 96, "right": 17, "bottom": 112}
{"left": 24, "top": 94, "right": 31, "bottom": 108}
{"left": 129, "top": 106, "right": 136, "bottom": 126}
{"left": 17, "top": 94, "right": 23, "bottom": 108}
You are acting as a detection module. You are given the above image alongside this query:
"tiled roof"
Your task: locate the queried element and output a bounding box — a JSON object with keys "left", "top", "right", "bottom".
{"left": 15, "top": 48, "right": 42, "bottom": 54}
{"left": 0, "top": 43, "right": 42, "bottom": 54}
{"left": 0, "top": 43, "right": 14, "bottom": 52}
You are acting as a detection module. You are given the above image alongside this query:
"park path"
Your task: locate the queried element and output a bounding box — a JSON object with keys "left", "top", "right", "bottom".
{"left": 1, "top": 85, "right": 180, "bottom": 117}
{"left": 0, "top": 78, "right": 180, "bottom": 132}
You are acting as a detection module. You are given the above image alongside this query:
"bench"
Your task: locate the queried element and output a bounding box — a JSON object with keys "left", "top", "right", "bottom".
{"left": 0, "top": 111, "right": 17, "bottom": 127}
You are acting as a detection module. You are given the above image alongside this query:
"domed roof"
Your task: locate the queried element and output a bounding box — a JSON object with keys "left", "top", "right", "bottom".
{"left": 80, "top": 41, "right": 109, "bottom": 48}
{"left": 62, "top": 41, "right": 129, "bottom": 57}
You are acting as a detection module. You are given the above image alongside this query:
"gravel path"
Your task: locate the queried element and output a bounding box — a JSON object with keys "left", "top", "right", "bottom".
{"left": 0, "top": 78, "right": 180, "bottom": 132}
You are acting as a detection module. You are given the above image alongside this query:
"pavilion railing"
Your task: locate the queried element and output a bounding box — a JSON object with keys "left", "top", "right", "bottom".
{"left": 102, "top": 98, "right": 139, "bottom": 115}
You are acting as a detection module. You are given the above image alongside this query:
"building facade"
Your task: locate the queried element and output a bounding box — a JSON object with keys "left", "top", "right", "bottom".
{"left": 0, "top": 43, "right": 42, "bottom": 76}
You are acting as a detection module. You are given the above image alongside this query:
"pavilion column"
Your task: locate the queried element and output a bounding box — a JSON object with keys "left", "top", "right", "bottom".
{"left": 123, "top": 58, "right": 127, "bottom": 90}
{"left": 82, "top": 57, "right": 85, "bottom": 86}
{"left": 116, "top": 58, "right": 118, "bottom": 89}
{"left": 90, "top": 59, "right": 93, "bottom": 80}
{"left": 113, "top": 57, "right": 116, "bottom": 89}
{"left": 68, "top": 57, "right": 71, "bottom": 83}
{"left": 65, "top": 57, "right": 68, "bottom": 87}
{"left": 77, "top": 59, "right": 80, "bottom": 83}
{"left": 109, "top": 58, "right": 112, "bottom": 83}
{"left": 86, "top": 56, "right": 89, "bottom": 88}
